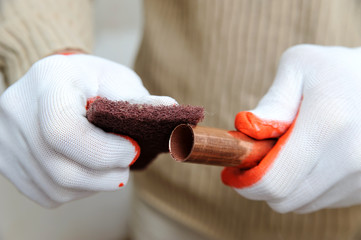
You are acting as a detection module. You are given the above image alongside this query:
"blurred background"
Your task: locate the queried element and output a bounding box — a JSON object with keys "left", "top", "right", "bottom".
{"left": 0, "top": 0, "right": 143, "bottom": 239}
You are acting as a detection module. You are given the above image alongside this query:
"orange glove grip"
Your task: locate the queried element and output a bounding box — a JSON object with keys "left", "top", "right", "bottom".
{"left": 221, "top": 112, "right": 293, "bottom": 188}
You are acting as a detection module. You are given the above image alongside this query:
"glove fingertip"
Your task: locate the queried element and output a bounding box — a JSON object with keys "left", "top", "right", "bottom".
{"left": 235, "top": 111, "right": 265, "bottom": 139}
{"left": 122, "top": 135, "right": 141, "bottom": 166}
{"left": 111, "top": 133, "right": 140, "bottom": 166}
{"left": 145, "top": 95, "right": 178, "bottom": 106}
{"left": 235, "top": 111, "right": 290, "bottom": 139}
{"left": 86, "top": 96, "right": 101, "bottom": 110}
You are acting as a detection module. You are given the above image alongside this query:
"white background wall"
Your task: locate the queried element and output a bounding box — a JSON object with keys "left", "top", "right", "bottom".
{"left": 0, "top": 1, "right": 143, "bottom": 239}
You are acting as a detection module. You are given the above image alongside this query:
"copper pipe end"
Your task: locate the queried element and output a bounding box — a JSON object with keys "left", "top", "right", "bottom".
{"left": 169, "top": 124, "right": 276, "bottom": 168}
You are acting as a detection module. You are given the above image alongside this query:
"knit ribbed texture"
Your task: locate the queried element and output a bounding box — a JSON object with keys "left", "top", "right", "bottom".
{"left": 133, "top": 0, "right": 361, "bottom": 239}
{"left": 0, "top": 0, "right": 93, "bottom": 86}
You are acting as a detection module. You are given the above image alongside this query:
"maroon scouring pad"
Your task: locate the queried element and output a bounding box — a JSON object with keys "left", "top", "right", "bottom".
{"left": 86, "top": 97, "right": 204, "bottom": 170}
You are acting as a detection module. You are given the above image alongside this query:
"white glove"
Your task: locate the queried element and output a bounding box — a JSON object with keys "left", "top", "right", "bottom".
{"left": 0, "top": 54, "right": 176, "bottom": 207}
{"left": 222, "top": 45, "right": 361, "bottom": 213}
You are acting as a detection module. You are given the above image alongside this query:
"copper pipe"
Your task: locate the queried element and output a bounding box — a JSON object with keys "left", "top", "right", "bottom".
{"left": 169, "top": 124, "right": 276, "bottom": 168}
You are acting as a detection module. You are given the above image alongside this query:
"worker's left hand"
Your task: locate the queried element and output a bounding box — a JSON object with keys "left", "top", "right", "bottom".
{"left": 222, "top": 44, "right": 361, "bottom": 213}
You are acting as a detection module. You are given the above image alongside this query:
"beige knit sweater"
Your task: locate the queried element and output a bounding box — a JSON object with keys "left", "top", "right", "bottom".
{"left": 2, "top": 0, "right": 361, "bottom": 239}
{"left": 0, "top": 0, "right": 93, "bottom": 87}
{"left": 133, "top": 1, "right": 361, "bottom": 239}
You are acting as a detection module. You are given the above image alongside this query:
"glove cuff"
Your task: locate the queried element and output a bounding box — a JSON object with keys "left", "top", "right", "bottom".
{"left": 55, "top": 50, "right": 86, "bottom": 56}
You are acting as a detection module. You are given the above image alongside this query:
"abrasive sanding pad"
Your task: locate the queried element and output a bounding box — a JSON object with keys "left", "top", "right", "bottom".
{"left": 86, "top": 97, "right": 204, "bottom": 170}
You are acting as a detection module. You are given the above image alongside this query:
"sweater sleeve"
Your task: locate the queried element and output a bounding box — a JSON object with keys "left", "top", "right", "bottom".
{"left": 0, "top": 0, "right": 94, "bottom": 86}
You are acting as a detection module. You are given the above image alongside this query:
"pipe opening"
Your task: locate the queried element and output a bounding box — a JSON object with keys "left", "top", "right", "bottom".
{"left": 169, "top": 124, "right": 194, "bottom": 161}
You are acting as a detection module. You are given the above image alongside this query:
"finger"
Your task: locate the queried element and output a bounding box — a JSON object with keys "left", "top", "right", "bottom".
{"left": 41, "top": 152, "right": 131, "bottom": 192}
{"left": 222, "top": 119, "right": 296, "bottom": 190}
{"left": 39, "top": 89, "right": 140, "bottom": 170}
{"left": 11, "top": 175, "right": 61, "bottom": 208}
{"left": 235, "top": 111, "right": 291, "bottom": 140}
{"left": 67, "top": 54, "right": 150, "bottom": 100}
{"left": 128, "top": 95, "right": 178, "bottom": 106}
{"left": 9, "top": 149, "right": 95, "bottom": 206}
{"left": 0, "top": 151, "right": 58, "bottom": 208}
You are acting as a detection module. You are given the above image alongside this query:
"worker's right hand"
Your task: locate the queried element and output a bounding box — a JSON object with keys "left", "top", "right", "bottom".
{"left": 0, "top": 54, "right": 176, "bottom": 208}
{"left": 222, "top": 45, "right": 361, "bottom": 213}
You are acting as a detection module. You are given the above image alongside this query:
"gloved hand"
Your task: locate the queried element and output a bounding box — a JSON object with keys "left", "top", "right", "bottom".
{"left": 0, "top": 54, "right": 176, "bottom": 207}
{"left": 222, "top": 44, "right": 361, "bottom": 213}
